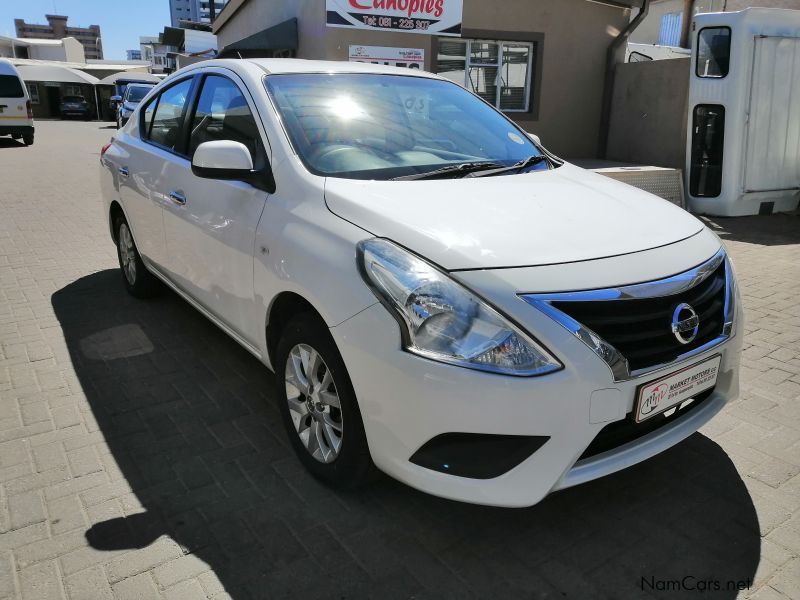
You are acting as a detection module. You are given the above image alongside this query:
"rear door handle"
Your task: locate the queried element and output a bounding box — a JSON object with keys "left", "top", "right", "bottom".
{"left": 118, "top": 166, "right": 129, "bottom": 178}
{"left": 168, "top": 190, "right": 186, "bottom": 206}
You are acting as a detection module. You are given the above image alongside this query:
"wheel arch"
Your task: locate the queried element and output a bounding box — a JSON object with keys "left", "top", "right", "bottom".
{"left": 109, "top": 200, "right": 126, "bottom": 244}
{"left": 265, "top": 291, "right": 329, "bottom": 368}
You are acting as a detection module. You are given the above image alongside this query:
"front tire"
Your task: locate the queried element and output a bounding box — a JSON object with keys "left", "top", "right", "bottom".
{"left": 114, "top": 215, "right": 160, "bottom": 298}
{"left": 275, "top": 313, "right": 373, "bottom": 488}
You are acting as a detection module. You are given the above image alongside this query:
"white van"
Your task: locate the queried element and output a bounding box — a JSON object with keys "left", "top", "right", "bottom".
{"left": 0, "top": 59, "right": 34, "bottom": 146}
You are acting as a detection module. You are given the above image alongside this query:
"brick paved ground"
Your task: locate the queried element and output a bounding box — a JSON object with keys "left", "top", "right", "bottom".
{"left": 0, "top": 120, "right": 798, "bottom": 600}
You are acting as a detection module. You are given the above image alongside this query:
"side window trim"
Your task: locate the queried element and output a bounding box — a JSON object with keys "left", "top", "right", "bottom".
{"left": 139, "top": 93, "right": 160, "bottom": 140}
{"left": 139, "top": 74, "right": 200, "bottom": 160}
{"left": 185, "top": 70, "right": 272, "bottom": 164}
{"left": 696, "top": 26, "right": 731, "bottom": 79}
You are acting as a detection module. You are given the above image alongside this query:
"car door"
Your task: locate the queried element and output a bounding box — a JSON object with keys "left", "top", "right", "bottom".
{"left": 117, "top": 76, "right": 196, "bottom": 269}
{"left": 161, "top": 70, "right": 270, "bottom": 346}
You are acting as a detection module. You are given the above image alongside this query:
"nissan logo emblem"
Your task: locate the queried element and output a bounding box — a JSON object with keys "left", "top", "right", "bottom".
{"left": 671, "top": 302, "right": 700, "bottom": 345}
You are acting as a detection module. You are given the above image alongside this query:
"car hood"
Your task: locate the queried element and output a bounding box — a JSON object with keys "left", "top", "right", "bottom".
{"left": 324, "top": 162, "right": 705, "bottom": 270}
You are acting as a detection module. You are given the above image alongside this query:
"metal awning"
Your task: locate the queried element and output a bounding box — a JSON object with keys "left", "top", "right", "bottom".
{"left": 219, "top": 18, "right": 297, "bottom": 57}
{"left": 16, "top": 64, "right": 99, "bottom": 85}
{"left": 98, "top": 72, "right": 163, "bottom": 85}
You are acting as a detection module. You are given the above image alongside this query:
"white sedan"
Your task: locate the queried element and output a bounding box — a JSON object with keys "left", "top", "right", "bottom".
{"left": 99, "top": 59, "right": 742, "bottom": 507}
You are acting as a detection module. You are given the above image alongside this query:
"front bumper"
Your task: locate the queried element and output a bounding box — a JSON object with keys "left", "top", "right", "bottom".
{"left": 330, "top": 237, "right": 742, "bottom": 508}
{"left": 332, "top": 302, "right": 740, "bottom": 507}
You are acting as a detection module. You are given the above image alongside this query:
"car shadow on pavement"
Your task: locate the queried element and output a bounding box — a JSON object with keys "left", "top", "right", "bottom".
{"left": 0, "top": 138, "right": 25, "bottom": 149}
{"left": 703, "top": 213, "right": 800, "bottom": 247}
{"left": 53, "top": 269, "right": 761, "bottom": 599}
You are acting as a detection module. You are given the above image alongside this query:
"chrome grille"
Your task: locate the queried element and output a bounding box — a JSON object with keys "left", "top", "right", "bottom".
{"left": 521, "top": 248, "right": 735, "bottom": 380}
{"left": 551, "top": 262, "right": 726, "bottom": 371}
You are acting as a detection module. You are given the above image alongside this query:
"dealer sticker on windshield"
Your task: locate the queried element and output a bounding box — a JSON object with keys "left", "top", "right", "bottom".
{"left": 635, "top": 355, "right": 721, "bottom": 422}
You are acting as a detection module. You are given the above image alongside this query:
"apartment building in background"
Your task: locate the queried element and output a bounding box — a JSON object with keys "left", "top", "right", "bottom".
{"left": 14, "top": 14, "right": 103, "bottom": 60}
{"left": 139, "top": 35, "right": 176, "bottom": 74}
{"left": 170, "top": 0, "right": 229, "bottom": 26}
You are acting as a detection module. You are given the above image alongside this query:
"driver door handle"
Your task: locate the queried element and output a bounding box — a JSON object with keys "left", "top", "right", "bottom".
{"left": 168, "top": 190, "right": 186, "bottom": 206}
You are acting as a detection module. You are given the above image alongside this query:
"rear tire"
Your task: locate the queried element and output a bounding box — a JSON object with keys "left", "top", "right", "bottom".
{"left": 275, "top": 313, "right": 373, "bottom": 489}
{"left": 22, "top": 132, "right": 33, "bottom": 146}
{"left": 114, "top": 215, "right": 160, "bottom": 298}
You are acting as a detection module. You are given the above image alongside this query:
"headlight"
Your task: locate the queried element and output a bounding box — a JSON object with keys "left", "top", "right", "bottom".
{"left": 357, "top": 238, "right": 562, "bottom": 376}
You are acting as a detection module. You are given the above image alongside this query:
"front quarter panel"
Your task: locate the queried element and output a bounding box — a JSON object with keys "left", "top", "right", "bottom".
{"left": 253, "top": 158, "right": 378, "bottom": 367}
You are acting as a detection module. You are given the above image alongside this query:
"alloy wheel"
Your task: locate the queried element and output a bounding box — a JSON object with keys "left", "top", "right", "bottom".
{"left": 284, "top": 343, "right": 343, "bottom": 463}
{"left": 118, "top": 223, "right": 137, "bottom": 285}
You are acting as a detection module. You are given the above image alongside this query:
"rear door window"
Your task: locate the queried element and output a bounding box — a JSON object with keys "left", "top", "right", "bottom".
{"left": 0, "top": 74, "right": 25, "bottom": 98}
{"left": 696, "top": 27, "right": 731, "bottom": 78}
{"left": 145, "top": 78, "right": 193, "bottom": 153}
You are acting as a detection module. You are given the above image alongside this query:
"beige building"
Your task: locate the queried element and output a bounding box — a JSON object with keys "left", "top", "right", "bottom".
{"left": 630, "top": 0, "right": 800, "bottom": 46}
{"left": 15, "top": 14, "right": 103, "bottom": 60}
{"left": 212, "top": 0, "right": 640, "bottom": 159}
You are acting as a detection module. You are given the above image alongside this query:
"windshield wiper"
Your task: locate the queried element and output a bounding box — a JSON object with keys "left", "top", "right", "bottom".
{"left": 463, "top": 155, "right": 552, "bottom": 178}
{"left": 391, "top": 161, "right": 505, "bottom": 181}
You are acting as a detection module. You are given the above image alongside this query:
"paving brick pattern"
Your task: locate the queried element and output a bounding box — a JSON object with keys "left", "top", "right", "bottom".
{"left": 0, "top": 121, "right": 798, "bottom": 599}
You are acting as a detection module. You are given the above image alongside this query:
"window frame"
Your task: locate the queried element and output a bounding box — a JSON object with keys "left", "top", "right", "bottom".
{"left": 689, "top": 103, "right": 726, "bottom": 198}
{"left": 439, "top": 39, "right": 534, "bottom": 113}
{"left": 139, "top": 74, "right": 200, "bottom": 159}
{"left": 435, "top": 31, "right": 543, "bottom": 117}
{"left": 695, "top": 26, "right": 732, "bottom": 79}
{"left": 25, "top": 82, "right": 39, "bottom": 104}
{"left": 185, "top": 71, "right": 268, "bottom": 164}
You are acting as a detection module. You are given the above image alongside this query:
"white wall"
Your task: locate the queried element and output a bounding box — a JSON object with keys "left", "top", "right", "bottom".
{"left": 184, "top": 29, "right": 217, "bottom": 53}
{"left": 62, "top": 37, "right": 85, "bottom": 62}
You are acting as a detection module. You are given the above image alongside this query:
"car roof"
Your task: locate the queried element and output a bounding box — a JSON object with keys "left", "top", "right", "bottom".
{"left": 181, "top": 58, "right": 443, "bottom": 79}
{"left": 127, "top": 82, "right": 155, "bottom": 88}
{"left": 0, "top": 58, "right": 22, "bottom": 77}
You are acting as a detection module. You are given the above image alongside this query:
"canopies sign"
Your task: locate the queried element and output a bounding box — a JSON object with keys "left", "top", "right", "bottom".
{"left": 326, "top": 0, "right": 463, "bottom": 36}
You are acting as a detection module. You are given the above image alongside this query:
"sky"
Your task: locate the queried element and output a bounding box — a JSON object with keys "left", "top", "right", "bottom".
{"left": 0, "top": 0, "right": 172, "bottom": 60}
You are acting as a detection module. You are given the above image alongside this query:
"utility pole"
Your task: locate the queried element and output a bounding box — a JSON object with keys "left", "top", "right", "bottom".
{"left": 679, "top": 0, "right": 695, "bottom": 48}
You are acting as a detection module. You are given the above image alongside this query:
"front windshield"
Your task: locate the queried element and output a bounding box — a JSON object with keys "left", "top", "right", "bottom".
{"left": 265, "top": 73, "right": 547, "bottom": 180}
{"left": 126, "top": 86, "right": 151, "bottom": 102}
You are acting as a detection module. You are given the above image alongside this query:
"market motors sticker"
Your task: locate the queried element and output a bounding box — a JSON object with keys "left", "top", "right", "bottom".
{"left": 635, "top": 355, "right": 721, "bottom": 422}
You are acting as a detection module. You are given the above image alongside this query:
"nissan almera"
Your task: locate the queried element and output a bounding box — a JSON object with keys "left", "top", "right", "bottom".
{"left": 99, "top": 59, "right": 742, "bottom": 507}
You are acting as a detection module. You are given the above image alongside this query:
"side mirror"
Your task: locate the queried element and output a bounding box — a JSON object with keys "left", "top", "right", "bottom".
{"left": 110, "top": 95, "right": 122, "bottom": 103}
{"left": 192, "top": 140, "right": 255, "bottom": 179}
{"left": 527, "top": 132, "right": 541, "bottom": 146}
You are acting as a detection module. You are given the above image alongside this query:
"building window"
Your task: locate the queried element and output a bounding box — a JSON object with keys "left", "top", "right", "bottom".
{"left": 436, "top": 39, "right": 534, "bottom": 112}
{"left": 64, "top": 84, "right": 82, "bottom": 96}
{"left": 25, "top": 82, "right": 39, "bottom": 104}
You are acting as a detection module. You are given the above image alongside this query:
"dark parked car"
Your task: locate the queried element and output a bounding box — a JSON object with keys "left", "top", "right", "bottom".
{"left": 114, "top": 83, "right": 154, "bottom": 128}
{"left": 60, "top": 95, "right": 92, "bottom": 120}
